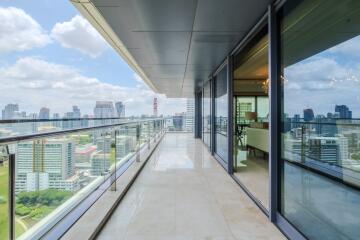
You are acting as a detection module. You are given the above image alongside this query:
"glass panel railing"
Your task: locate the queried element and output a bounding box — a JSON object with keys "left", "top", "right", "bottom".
{"left": 0, "top": 118, "right": 164, "bottom": 240}
{"left": 283, "top": 118, "right": 360, "bottom": 187}
{"left": 0, "top": 146, "right": 10, "bottom": 239}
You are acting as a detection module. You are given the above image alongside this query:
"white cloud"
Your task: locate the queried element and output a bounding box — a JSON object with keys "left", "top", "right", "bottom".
{"left": 284, "top": 57, "right": 352, "bottom": 91}
{"left": 51, "top": 15, "right": 108, "bottom": 58}
{"left": 0, "top": 57, "right": 185, "bottom": 116}
{"left": 0, "top": 7, "right": 51, "bottom": 53}
{"left": 284, "top": 56, "right": 360, "bottom": 116}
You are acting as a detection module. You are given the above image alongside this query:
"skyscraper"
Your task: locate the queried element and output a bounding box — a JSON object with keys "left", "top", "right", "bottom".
{"left": 115, "top": 101, "right": 125, "bottom": 117}
{"left": 39, "top": 107, "right": 50, "bottom": 119}
{"left": 72, "top": 106, "right": 81, "bottom": 118}
{"left": 2, "top": 103, "right": 19, "bottom": 119}
{"left": 94, "top": 101, "right": 115, "bottom": 118}
{"left": 303, "top": 108, "right": 314, "bottom": 122}
{"left": 308, "top": 136, "right": 348, "bottom": 166}
{"left": 335, "top": 105, "right": 352, "bottom": 119}
{"left": 186, "top": 98, "right": 195, "bottom": 132}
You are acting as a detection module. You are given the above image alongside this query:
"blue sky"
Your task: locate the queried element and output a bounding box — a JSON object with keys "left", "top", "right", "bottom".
{"left": 0, "top": 0, "right": 135, "bottom": 88}
{"left": 284, "top": 34, "right": 360, "bottom": 118}
{"left": 0, "top": 0, "right": 186, "bottom": 116}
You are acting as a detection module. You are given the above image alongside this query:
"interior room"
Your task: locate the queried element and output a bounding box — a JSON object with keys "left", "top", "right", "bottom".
{"left": 232, "top": 28, "right": 269, "bottom": 210}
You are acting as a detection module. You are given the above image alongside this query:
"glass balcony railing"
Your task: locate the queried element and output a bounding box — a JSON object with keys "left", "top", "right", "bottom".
{"left": 0, "top": 118, "right": 165, "bottom": 240}
{"left": 283, "top": 118, "right": 360, "bottom": 187}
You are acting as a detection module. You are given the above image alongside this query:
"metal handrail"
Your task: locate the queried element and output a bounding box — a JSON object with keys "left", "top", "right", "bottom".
{"left": 0, "top": 118, "right": 163, "bottom": 144}
{"left": 0, "top": 116, "right": 160, "bottom": 124}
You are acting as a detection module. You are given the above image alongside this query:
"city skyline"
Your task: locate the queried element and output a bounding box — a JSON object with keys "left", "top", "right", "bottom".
{"left": 1, "top": 100, "right": 191, "bottom": 120}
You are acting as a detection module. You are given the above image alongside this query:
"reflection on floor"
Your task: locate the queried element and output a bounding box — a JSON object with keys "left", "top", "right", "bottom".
{"left": 97, "top": 133, "right": 284, "bottom": 240}
{"left": 234, "top": 149, "right": 269, "bottom": 210}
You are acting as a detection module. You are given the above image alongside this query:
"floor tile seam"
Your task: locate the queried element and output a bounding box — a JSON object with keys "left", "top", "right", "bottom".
{"left": 122, "top": 139, "right": 167, "bottom": 240}
{"left": 196, "top": 139, "right": 247, "bottom": 240}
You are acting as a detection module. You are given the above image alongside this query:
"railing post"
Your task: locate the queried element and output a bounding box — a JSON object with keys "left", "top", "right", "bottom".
{"left": 110, "top": 130, "right": 117, "bottom": 191}
{"left": 136, "top": 124, "right": 141, "bottom": 162}
{"left": 153, "top": 121, "right": 156, "bottom": 143}
{"left": 9, "top": 153, "right": 15, "bottom": 240}
{"left": 147, "top": 122, "right": 151, "bottom": 150}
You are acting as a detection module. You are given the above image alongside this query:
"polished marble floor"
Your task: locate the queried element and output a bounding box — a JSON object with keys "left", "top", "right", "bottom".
{"left": 97, "top": 133, "right": 285, "bottom": 240}
{"left": 234, "top": 151, "right": 269, "bottom": 210}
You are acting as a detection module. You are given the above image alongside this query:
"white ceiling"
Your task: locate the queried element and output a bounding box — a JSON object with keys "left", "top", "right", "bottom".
{"left": 78, "top": 0, "right": 270, "bottom": 97}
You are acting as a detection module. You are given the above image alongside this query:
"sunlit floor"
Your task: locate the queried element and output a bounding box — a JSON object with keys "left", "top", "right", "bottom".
{"left": 97, "top": 133, "right": 284, "bottom": 240}
{"left": 234, "top": 149, "right": 269, "bottom": 210}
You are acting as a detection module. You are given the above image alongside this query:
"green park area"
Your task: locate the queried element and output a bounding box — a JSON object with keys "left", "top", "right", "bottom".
{"left": 0, "top": 162, "right": 26, "bottom": 239}
{"left": 0, "top": 163, "right": 73, "bottom": 239}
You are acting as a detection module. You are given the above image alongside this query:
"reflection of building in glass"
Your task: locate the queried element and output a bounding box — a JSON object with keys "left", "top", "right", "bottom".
{"left": 15, "top": 138, "right": 78, "bottom": 193}
{"left": 237, "top": 102, "right": 252, "bottom": 120}
{"left": 186, "top": 98, "right": 194, "bottom": 132}
{"left": 308, "top": 136, "right": 348, "bottom": 165}
{"left": 335, "top": 105, "right": 352, "bottom": 119}
{"left": 303, "top": 108, "right": 314, "bottom": 122}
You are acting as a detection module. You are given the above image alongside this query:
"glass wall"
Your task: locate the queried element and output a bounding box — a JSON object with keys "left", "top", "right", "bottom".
{"left": 215, "top": 66, "right": 228, "bottom": 162}
{"left": 232, "top": 28, "right": 269, "bottom": 210}
{"left": 280, "top": 0, "right": 360, "bottom": 239}
{"left": 203, "top": 80, "right": 211, "bottom": 148}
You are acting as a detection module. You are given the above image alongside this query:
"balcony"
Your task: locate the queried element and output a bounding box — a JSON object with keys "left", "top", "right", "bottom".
{"left": 0, "top": 119, "right": 285, "bottom": 240}
{"left": 63, "top": 133, "right": 285, "bottom": 240}
{"left": 0, "top": 118, "right": 165, "bottom": 240}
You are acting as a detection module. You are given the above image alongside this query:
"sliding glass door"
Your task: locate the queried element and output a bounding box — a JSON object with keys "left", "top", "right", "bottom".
{"left": 279, "top": 0, "right": 360, "bottom": 239}
{"left": 203, "top": 80, "right": 211, "bottom": 148}
{"left": 214, "top": 66, "right": 228, "bottom": 163}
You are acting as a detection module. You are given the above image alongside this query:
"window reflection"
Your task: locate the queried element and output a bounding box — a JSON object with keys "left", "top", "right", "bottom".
{"left": 280, "top": 0, "right": 360, "bottom": 239}
{"left": 215, "top": 67, "right": 228, "bottom": 162}
{"left": 202, "top": 81, "right": 211, "bottom": 148}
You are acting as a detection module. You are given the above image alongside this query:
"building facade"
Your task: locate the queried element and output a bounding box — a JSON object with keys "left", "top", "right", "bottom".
{"left": 15, "top": 138, "right": 78, "bottom": 193}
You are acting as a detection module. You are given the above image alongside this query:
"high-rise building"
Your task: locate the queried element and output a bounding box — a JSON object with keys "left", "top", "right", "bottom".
{"left": 94, "top": 101, "right": 115, "bottom": 118}
{"left": 39, "top": 107, "right": 50, "bottom": 119}
{"left": 53, "top": 113, "right": 60, "bottom": 119}
{"left": 303, "top": 108, "right": 314, "bottom": 122}
{"left": 292, "top": 114, "right": 301, "bottom": 129}
{"left": 72, "top": 106, "right": 81, "bottom": 118}
{"left": 96, "top": 136, "right": 112, "bottom": 153}
{"left": 15, "top": 138, "right": 78, "bottom": 193}
{"left": 186, "top": 98, "right": 195, "bottom": 132}
{"left": 2, "top": 103, "right": 19, "bottom": 119}
{"left": 308, "top": 136, "right": 348, "bottom": 166}
{"left": 237, "top": 102, "right": 253, "bottom": 121}
{"left": 90, "top": 151, "right": 110, "bottom": 176}
{"left": 63, "top": 106, "right": 81, "bottom": 129}
{"left": 335, "top": 105, "right": 352, "bottom": 119}
{"left": 116, "top": 135, "right": 135, "bottom": 159}
{"left": 115, "top": 101, "right": 125, "bottom": 117}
